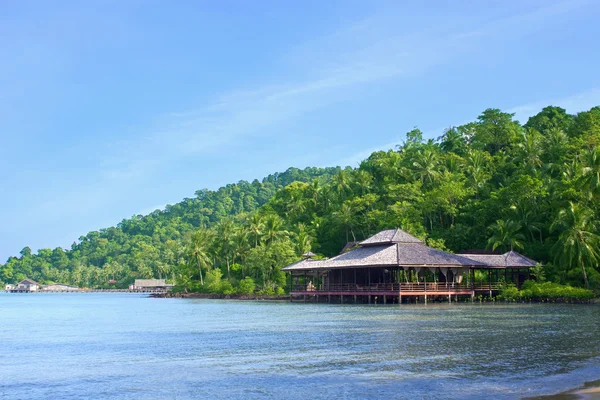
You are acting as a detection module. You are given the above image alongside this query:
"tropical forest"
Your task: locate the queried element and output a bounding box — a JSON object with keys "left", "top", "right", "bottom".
{"left": 3, "top": 106, "right": 600, "bottom": 297}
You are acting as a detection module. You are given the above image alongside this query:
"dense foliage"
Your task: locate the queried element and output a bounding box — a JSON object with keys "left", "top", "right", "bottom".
{"left": 498, "top": 281, "right": 595, "bottom": 302}
{"left": 3, "top": 105, "right": 600, "bottom": 294}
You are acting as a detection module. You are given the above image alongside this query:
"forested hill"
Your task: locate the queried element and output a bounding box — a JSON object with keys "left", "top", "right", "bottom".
{"left": 2, "top": 105, "right": 600, "bottom": 293}
{"left": 0, "top": 166, "right": 341, "bottom": 287}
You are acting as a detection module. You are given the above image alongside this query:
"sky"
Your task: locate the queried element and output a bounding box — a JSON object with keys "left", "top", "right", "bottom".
{"left": 1, "top": 0, "right": 600, "bottom": 261}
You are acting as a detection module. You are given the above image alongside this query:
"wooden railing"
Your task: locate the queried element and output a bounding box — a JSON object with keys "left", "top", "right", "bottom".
{"left": 292, "top": 282, "right": 505, "bottom": 293}
{"left": 291, "top": 282, "right": 502, "bottom": 293}
{"left": 399, "top": 283, "right": 472, "bottom": 292}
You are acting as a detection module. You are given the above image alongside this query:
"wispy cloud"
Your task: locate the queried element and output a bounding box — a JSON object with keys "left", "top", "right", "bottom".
{"left": 508, "top": 88, "right": 600, "bottom": 122}
{"left": 336, "top": 87, "right": 600, "bottom": 168}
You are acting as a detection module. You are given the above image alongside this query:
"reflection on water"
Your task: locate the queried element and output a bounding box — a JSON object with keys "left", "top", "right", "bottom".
{"left": 0, "top": 293, "right": 599, "bottom": 399}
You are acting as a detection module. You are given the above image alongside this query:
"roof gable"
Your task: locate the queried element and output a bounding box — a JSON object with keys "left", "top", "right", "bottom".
{"left": 359, "top": 229, "right": 422, "bottom": 246}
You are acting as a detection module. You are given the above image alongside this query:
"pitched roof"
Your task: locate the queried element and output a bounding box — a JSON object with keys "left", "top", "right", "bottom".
{"left": 457, "top": 251, "right": 538, "bottom": 268}
{"left": 359, "top": 229, "right": 422, "bottom": 246}
{"left": 282, "top": 258, "right": 328, "bottom": 271}
{"left": 302, "top": 251, "right": 317, "bottom": 258}
{"left": 284, "top": 243, "right": 487, "bottom": 271}
{"left": 326, "top": 244, "right": 399, "bottom": 268}
{"left": 397, "top": 243, "right": 487, "bottom": 266}
{"left": 282, "top": 229, "right": 540, "bottom": 272}
{"left": 20, "top": 279, "right": 39, "bottom": 285}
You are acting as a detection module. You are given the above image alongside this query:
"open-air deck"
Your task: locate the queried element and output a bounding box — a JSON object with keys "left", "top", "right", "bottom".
{"left": 282, "top": 228, "right": 538, "bottom": 304}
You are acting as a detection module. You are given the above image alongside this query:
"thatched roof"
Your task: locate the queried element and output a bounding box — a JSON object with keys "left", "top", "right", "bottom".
{"left": 282, "top": 258, "right": 328, "bottom": 271}
{"left": 457, "top": 251, "right": 538, "bottom": 268}
{"left": 282, "top": 228, "right": 540, "bottom": 272}
{"left": 359, "top": 229, "right": 422, "bottom": 246}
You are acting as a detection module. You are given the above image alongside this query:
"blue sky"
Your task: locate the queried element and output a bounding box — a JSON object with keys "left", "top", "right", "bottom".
{"left": 1, "top": 0, "right": 600, "bottom": 261}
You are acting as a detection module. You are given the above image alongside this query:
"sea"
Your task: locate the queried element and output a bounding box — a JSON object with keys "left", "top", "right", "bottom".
{"left": 1, "top": 293, "right": 599, "bottom": 399}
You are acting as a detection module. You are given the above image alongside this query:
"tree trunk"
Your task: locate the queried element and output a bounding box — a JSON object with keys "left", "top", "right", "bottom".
{"left": 227, "top": 256, "right": 231, "bottom": 280}
{"left": 582, "top": 263, "right": 590, "bottom": 289}
{"left": 197, "top": 261, "right": 204, "bottom": 285}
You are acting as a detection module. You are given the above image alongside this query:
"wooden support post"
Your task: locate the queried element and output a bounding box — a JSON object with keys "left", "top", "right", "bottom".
{"left": 354, "top": 295, "right": 357, "bottom": 303}
{"left": 328, "top": 294, "right": 331, "bottom": 303}
{"left": 448, "top": 294, "right": 451, "bottom": 303}
{"left": 384, "top": 295, "right": 387, "bottom": 305}
{"left": 368, "top": 295, "right": 371, "bottom": 304}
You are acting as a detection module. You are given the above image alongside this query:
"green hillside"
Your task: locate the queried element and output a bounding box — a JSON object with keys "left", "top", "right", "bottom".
{"left": 3, "top": 105, "right": 600, "bottom": 293}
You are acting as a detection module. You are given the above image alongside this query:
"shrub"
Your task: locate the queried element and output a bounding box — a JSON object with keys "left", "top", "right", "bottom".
{"left": 499, "top": 280, "right": 595, "bottom": 302}
{"left": 237, "top": 277, "right": 256, "bottom": 295}
{"left": 221, "top": 280, "right": 234, "bottom": 295}
{"left": 498, "top": 284, "right": 521, "bottom": 301}
{"left": 258, "top": 286, "right": 275, "bottom": 296}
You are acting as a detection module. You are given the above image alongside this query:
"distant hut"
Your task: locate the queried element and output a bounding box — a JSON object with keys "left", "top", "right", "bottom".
{"left": 9, "top": 279, "right": 40, "bottom": 293}
{"left": 129, "top": 279, "right": 174, "bottom": 292}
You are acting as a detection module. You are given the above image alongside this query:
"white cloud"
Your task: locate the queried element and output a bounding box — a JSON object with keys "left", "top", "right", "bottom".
{"left": 508, "top": 88, "right": 600, "bottom": 122}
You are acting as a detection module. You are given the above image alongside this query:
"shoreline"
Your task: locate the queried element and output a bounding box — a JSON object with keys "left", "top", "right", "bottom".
{"left": 150, "top": 292, "right": 289, "bottom": 301}
{"left": 525, "top": 380, "right": 600, "bottom": 400}
{"left": 151, "top": 292, "right": 599, "bottom": 304}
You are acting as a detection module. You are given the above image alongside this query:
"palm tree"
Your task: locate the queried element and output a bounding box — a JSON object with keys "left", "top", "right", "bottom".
{"left": 578, "top": 147, "right": 600, "bottom": 201}
{"left": 354, "top": 170, "right": 373, "bottom": 195}
{"left": 439, "top": 127, "right": 466, "bottom": 154}
{"left": 487, "top": 219, "right": 525, "bottom": 252}
{"left": 550, "top": 202, "right": 600, "bottom": 289}
{"left": 516, "top": 207, "right": 543, "bottom": 243}
{"left": 515, "top": 128, "right": 543, "bottom": 176}
{"left": 332, "top": 170, "right": 352, "bottom": 201}
{"left": 248, "top": 214, "right": 264, "bottom": 248}
{"left": 263, "top": 214, "right": 287, "bottom": 245}
{"left": 334, "top": 203, "right": 357, "bottom": 243}
{"left": 412, "top": 148, "right": 440, "bottom": 185}
{"left": 294, "top": 224, "right": 313, "bottom": 256}
{"left": 188, "top": 229, "right": 214, "bottom": 285}
{"left": 216, "top": 218, "right": 235, "bottom": 279}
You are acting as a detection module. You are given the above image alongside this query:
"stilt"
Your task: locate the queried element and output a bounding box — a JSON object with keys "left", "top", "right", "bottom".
{"left": 448, "top": 294, "right": 451, "bottom": 303}
{"left": 424, "top": 294, "right": 428, "bottom": 304}
{"left": 384, "top": 295, "right": 387, "bottom": 305}
{"left": 354, "top": 295, "right": 357, "bottom": 303}
{"left": 368, "top": 295, "right": 371, "bottom": 304}
{"left": 399, "top": 294, "right": 402, "bottom": 304}
{"left": 328, "top": 294, "right": 331, "bottom": 303}
{"left": 471, "top": 292, "right": 475, "bottom": 302}
{"left": 316, "top": 295, "right": 319, "bottom": 303}
{"left": 303, "top": 295, "right": 306, "bottom": 303}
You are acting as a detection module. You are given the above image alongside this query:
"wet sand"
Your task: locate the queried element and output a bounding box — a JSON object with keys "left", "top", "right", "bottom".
{"left": 526, "top": 380, "right": 600, "bottom": 400}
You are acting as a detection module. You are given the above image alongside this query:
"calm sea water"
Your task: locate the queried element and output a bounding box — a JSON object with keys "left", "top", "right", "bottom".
{"left": 1, "top": 293, "right": 599, "bottom": 400}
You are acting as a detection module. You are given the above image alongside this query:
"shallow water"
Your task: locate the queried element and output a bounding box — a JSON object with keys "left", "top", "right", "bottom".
{"left": 1, "top": 293, "right": 599, "bottom": 399}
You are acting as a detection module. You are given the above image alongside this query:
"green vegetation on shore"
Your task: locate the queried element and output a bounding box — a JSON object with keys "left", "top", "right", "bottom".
{"left": 498, "top": 281, "right": 595, "bottom": 302}
{"left": 2, "top": 105, "right": 600, "bottom": 296}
